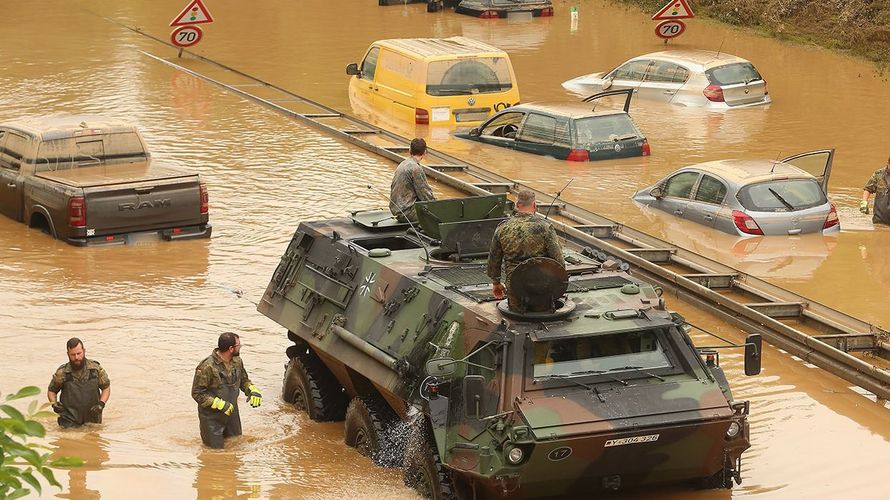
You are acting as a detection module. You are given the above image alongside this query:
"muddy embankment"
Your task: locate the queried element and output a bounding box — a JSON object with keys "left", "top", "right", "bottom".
{"left": 616, "top": 0, "right": 890, "bottom": 68}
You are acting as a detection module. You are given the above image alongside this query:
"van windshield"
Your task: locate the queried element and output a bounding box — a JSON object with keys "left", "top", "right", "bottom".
{"left": 426, "top": 58, "right": 513, "bottom": 96}
{"left": 532, "top": 329, "right": 671, "bottom": 378}
{"left": 35, "top": 132, "right": 147, "bottom": 171}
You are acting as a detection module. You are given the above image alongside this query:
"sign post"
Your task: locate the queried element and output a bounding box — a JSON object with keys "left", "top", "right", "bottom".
{"left": 652, "top": 0, "right": 695, "bottom": 43}
{"left": 169, "top": 0, "right": 215, "bottom": 56}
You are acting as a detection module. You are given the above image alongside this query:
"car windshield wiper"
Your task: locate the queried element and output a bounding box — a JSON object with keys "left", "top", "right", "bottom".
{"left": 614, "top": 133, "right": 639, "bottom": 141}
{"left": 431, "top": 88, "right": 472, "bottom": 95}
{"left": 768, "top": 187, "right": 796, "bottom": 210}
{"left": 605, "top": 366, "right": 666, "bottom": 381}
{"left": 534, "top": 373, "right": 592, "bottom": 391}
{"left": 536, "top": 370, "right": 629, "bottom": 386}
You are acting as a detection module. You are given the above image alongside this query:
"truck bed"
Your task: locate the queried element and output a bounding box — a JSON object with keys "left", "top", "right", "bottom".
{"left": 34, "top": 161, "right": 194, "bottom": 187}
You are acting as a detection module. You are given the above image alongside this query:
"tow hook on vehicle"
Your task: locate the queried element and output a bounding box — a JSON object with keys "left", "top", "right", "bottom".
{"left": 497, "top": 474, "right": 521, "bottom": 496}
{"left": 732, "top": 457, "right": 743, "bottom": 485}
{"left": 602, "top": 475, "right": 621, "bottom": 490}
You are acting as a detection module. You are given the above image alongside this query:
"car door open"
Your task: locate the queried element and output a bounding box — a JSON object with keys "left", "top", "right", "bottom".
{"left": 781, "top": 149, "right": 834, "bottom": 193}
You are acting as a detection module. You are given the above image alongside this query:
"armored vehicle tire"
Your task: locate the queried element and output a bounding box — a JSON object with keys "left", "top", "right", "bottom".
{"left": 403, "top": 420, "right": 456, "bottom": 500}
{"left": 344, "top": 395, "right": 405, "bottom": 467}
{"left": 282, "top": 354, "right": 347, "bottom": 421}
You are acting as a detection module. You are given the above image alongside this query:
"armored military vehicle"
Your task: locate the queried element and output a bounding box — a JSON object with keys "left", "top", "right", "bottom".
{"left": 257, "top": 194, "right": 761, "bottom": 498}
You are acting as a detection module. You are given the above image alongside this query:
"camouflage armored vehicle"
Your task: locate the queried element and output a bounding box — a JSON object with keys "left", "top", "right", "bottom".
{"left": 257, "top": 194, "right": 761, "bottom": 498}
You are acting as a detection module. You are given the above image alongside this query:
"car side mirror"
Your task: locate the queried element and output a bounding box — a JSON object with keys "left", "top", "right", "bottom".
{"left": 602, "top": 78, "right": 613, "bottom": 90}
{"left": 426, "top": 357, "right": 456, "bottom": 377}
{"left": 649, "top": 186, "right": 664, "bottom": 199}
{"left": 346, "top": 63, "right": 361, "bottom": 76}
{"left": 468, "top": 127, "right": 481, "bottom": 137}
{"left": 744, "top": 334, "right": 762, "bottom": 376}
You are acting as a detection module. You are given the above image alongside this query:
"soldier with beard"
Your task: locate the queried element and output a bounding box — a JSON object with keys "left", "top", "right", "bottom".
{"left": 191, "top": 332, "right": 263, "bottom": 449}
{"left": 47, "top": 337, "right": 111, "bottom": 428}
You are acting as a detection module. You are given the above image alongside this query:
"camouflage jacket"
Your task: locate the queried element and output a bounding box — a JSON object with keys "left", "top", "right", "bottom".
{"left": 487, "top": 212, "right": 564, "bottom": 283}
{"left": 191, "top": 349, "right": 254, "bottom": 408}
{"left": 389, "top": 156, "right": 435, "bottom": 216}
{"left": 48, "top": 359, "right": 110, "bottom": 393}
{"left": 864, "top": 167, "right": 890, "bottom": 195}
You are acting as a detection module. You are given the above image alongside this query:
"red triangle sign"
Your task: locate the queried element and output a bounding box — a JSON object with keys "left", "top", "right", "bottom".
{"left": 652, "top": 0, "right": 695, "bottom": 20}
{"left": 170, "top": 0, "right": 214, "bottom": 27}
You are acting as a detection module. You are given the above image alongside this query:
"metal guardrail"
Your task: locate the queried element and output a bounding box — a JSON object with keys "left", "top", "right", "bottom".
{"left": 138, "top": 46, "right": 890, "bottom": 400}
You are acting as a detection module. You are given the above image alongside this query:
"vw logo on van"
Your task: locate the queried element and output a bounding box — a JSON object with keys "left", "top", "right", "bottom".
{"left": 467, "top": 97, "right": 476, "bottom": 106}
{"left": 548, "top": 446, "right": 573, "bottom": 461}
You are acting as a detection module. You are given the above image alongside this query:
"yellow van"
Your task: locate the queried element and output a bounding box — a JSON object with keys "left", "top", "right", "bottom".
{"left": 346, "top": 36, "right": 521, "bottom": 126}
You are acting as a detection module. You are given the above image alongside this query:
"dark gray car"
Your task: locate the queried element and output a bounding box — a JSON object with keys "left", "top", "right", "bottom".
{"left": 633, "top": 150, "right": 838, "bottom": 236}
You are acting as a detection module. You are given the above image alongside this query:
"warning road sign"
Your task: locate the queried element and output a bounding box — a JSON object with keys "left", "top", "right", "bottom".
{"left": 652, "top": 0, "right": 695, "bottom": 21}
{"left": 170, "top": 0, "right": 214, "bottom": 27}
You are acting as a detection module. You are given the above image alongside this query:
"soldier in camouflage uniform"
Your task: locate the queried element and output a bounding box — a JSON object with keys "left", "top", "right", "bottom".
{"left": 192, "top": 332, "right": 263, "bottom": 449}
{"left": 390, "top": 138, "right": 435, "bottom": 223}
{"left": 861, "top": 156, "right": 890, "bottom": 225}
{"left": 47, "top": 337, "right": 111, "bottom": 428}
{"left": 487, "top": 189, "right": 564, "bottom": 311}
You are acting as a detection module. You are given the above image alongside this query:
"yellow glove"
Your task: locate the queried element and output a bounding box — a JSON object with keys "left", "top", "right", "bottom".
{"left": 211, "top": 397, "right": 234, "bottom": 416}
{"left": 860, "top": 200, "right": 869, "bottom": 214}
{"left": 248, "top": 385, "right": 262, "bottom": 408}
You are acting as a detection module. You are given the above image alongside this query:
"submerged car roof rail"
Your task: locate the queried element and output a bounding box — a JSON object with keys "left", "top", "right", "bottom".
{"left": 582, "top": 88, "right": 634, "bottom": 113}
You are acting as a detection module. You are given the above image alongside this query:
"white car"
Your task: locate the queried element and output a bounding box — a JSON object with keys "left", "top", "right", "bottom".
{"left": 562, "top": 50, "right": 770, "bottom": 109}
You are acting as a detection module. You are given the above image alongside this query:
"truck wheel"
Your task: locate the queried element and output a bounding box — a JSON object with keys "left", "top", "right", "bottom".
{"left": 283, "top": 354, "right": 346, "bottom": 421}
{"left": 427, "top": 1, "right": 442, "bottom": 13}
{"left": 403, "top": 419, "right": 456, "bottom": 499}
{"left": 344, "top": 395, "right": 405, "bottom": 467}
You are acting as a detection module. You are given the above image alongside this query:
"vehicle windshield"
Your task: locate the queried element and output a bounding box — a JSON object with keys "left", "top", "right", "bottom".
{"left": 737, "top": 179, "right": 827, "bottom": 212}
{"left": 426, "top": 58, "right": 513, "bottom": 96}
{"left": 705, "top": 62, "right": 763, "bottom": 86}
{"left": 532, "top": 329, "right": 671, "bottom": 378}
{"left": 35, "top": 132, "right": 147, "bottom": 171}
{"left": 574, "top": 114, "right": 639, "bottom": 146}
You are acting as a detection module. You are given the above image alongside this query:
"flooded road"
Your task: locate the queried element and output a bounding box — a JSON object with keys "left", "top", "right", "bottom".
{"left": 1, "top": 0, "right": 888, "bottom": 498}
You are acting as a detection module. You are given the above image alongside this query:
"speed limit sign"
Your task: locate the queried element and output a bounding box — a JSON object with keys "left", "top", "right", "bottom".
{"left": 655, "top": 20, "right": 686, "bottom": 39}
{"left": 171, "top": 25, "right": 203, "bottom": 48}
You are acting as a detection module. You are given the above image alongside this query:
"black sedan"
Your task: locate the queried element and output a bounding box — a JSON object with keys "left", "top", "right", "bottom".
{"left": 454, "top": 90, "right": 650, "bottom": 162}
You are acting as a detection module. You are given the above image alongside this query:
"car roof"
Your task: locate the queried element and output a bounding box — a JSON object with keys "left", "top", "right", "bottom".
{"left": 1, "top": 114, "right": 139, "bottom": 140}
{"left": 686, "top": 159, "right": 814, "bottom": 185}
{"left": 633, "top": 49, "right": 751, "bottom": 72}
{"left": 373, "top": 36, "right": 507, "bottom": 60}
{"left": 510, "top": 102, "right": 628, "bottom": 119}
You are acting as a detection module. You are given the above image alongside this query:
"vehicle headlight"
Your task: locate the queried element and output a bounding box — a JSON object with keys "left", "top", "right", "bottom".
{"left": 506, "top": 446, "right": 524, "bottom": 465}
{"left": 726, "top": 421, "right": 741, "bottom": 439}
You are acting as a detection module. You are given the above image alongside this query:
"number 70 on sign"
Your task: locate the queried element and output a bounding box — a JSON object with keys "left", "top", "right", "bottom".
{"left": 655, "top": 20, "right": 686, "bottom": 39}
{"left": 171, "top": 25, "right": 203, "bottom": 48}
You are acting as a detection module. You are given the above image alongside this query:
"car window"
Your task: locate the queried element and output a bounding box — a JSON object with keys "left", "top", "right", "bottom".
{"left": 0, "top": 131, "right": 28, "bottom": 170}
{"left": 663, "top": 172, "right": 700, "bottom": 199}
{"left": 645, "top": 62, "right": 689, "bottom": 83}
{"left": 34, "top": 132, "right": 147, "bottom": 171}
{"left": 610, "top": 60, "right": 651, "bottom": 81}
{"left": 360, "top": 47, "right": 380, "bottom": 81}
{"left": 737, "top": 179, "right": 827, "bottom": 212}
{"left": 574, "top": 114, "right": 640, "bottom": 145}
{"left": 693, "top": 175, "right": 727, "bottom": 204}
{"left": 479, "top": 111, "right": 525, "bottom": 137}
{"left": 427, "top": 58, "right": 513, "bottom": 96}
{"left": 706, "top": 63, "right": 762, "bottom": 85}
{"left": 517, "top": 113, "right": 558, "bottom": 144}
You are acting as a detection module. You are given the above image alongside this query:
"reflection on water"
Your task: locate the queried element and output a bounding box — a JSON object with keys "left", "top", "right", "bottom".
{"left": 1, "top": 0, "right": 889, "bottom": 498}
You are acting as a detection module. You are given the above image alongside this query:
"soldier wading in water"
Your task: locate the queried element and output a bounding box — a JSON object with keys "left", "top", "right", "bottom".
{"left": 47, "top": 337, "right": 111, "bottom": 428}
{"left": 487, "top": 189, "right": 565, "bottom": 311}
{"left": 861, "top": 155, "right": 890, "bottom": 225}
{"left": 192, "top": 332, "right": 263, "bottom": 449}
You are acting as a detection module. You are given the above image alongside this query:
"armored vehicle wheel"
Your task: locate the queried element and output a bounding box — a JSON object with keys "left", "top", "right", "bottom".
{"left": 344, "top": 395, "right": 405, "bottom": 467}
{"left": 403, "top": 420, "right": 456, "bottom": 500}
{"left": 427, "top": 1, "right": 443, "bottom": 13}
{"left": 282, "top": 354, "right": 346, "bottom": 421}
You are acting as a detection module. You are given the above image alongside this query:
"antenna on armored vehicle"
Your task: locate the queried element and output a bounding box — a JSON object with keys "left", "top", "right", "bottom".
{"left": 366, "top": 184, "right": 432, "bottom": 271}
{"left": 544, "top": 178, "right": 575, "bottom": 220}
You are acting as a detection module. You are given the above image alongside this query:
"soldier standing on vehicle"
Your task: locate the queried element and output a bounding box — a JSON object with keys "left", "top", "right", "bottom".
{"left": 861, "top": 156, "right": 890, "bottom": 225}
{"left": 487, "top": 190, "right": 565, "bottom": 310}
{"left": 390, "top": 138, "right": 436, "bottom": 222}
{"left": 191, "top": 332, "right": 263, "bottom": 449}
{"left": 47, "top": 338, "right": 111, "bottom": 428}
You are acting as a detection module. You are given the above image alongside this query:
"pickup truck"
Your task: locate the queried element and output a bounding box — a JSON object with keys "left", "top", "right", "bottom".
{"left": 0, "top": 115, "right": 211, "bottom": 246}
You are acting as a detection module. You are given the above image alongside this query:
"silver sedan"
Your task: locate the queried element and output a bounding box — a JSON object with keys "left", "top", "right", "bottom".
{"left": 562, "top": 49, "right": 770, "bottom": 109}
{"left": 633, "top": 150, "right": 840, "bottom": 236}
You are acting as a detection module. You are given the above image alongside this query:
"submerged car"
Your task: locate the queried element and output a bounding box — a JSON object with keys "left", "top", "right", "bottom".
{"left": 455, "top": 89, "right": 650, "bottom": 161}
{"left": 454, "top": 0, "right": 554, "bottom": 17}
{"left": 633, "top": 149, "right": 839, "bottom": 236}
{"left": 562, "top": 50, "right": 770, "bottom": 109}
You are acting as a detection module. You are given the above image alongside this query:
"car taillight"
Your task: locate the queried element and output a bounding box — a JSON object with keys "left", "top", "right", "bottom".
{"left": 642, "top": 140, "right": 651, "bottom": 156}
{"left": 566, "top": 149, "right": 589, "bottom": 162}
{"left": 732, "top": 210, "right": 763, "bottom": 235}
{"left": 823, "top": 203, "right": 839, "bottom": 229}
{"left": 539, "top": 7, "right": 554, "bottom": 16}
{"left": 199, "top": 182, "right": 209, "bottom": 214}
{"left": 415, "top": 108, "right": 429, "bottom": 124}
{"left": 479, "top": 10, "right": 499, "bottom": 18}
{"left": 703, "top": 84, "right": 725, "bottom": 102}
{"left": 68, "top": 196, "right": 86, "bottom": 227}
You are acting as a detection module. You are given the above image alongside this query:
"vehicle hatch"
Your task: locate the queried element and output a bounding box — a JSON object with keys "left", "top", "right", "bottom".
{"left": 706, "top": 62, "right": 766, "bottom": 106}
{"left": 737, "top": 178, "right": 830, "bottom": 235}
{"left": 781, "top": 149, "right": 834, "bottom": 193}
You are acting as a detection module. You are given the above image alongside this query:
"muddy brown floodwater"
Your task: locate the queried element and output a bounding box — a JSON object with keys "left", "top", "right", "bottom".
{"left": 1, "top": 1, "right": 888, "bottom": 498}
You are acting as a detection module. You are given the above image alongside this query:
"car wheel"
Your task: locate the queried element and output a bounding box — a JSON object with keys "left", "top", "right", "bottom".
{"left": 282, "top": 353, "right": 346, "bottom": 421}
{"left": 344, "top": 395, "right": 405, "bottom": 467}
